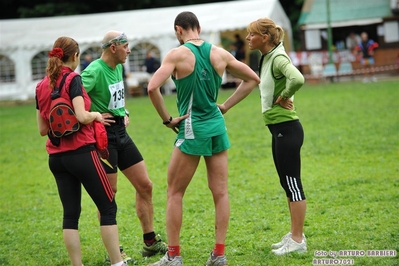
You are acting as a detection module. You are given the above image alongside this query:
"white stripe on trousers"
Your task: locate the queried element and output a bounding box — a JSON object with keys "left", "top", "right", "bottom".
{"left": 286, "top": 175, "right": 302, "bottom": 201}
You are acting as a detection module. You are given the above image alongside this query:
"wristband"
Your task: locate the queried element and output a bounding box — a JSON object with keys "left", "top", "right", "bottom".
{"left": 163, "top": 116, "right": 172, "bottom": 125}
{"left": 125, "top": 109, "right": 130, "bottom": 117}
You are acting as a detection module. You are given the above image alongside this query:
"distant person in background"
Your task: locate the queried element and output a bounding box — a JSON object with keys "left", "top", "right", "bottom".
{"left": 144, "top": 51, "right": 160, "bottom": 75}
{"left": 249, "top": 50, "right": 261, "bottom": 74}
{"left": 143, "top": 51, "right": 161, "bottom": 94}
{"left": 122, "top": 64, "right": 129, "bottom": 98}
{"left": 356, "top": 32, "right": 379, "bottom": 83}
{"left": 397, "top": 53, "right": 399, "bottom": 75}
{"left": 233, "top": 33, "right": 246, "bottom": 63}
{"left": 345, "top": 32, "right": 361, "bottom": 53}
{"left": 81, "top": 54, "right": 93, "bottom": 70}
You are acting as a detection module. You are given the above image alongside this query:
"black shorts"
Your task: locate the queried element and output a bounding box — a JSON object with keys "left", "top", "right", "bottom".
{"left": 103, "top": 117, "right": 143, "bottom": 173}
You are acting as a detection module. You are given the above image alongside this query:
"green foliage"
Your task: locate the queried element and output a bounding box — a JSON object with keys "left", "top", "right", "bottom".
{"left": 17, "top": 3, "right": 90, "bottom": 18}
{"left": 2, "top": 0, "right": 234, "bottom": 19}
{"left": 0, "top": 79, "right": 398, "bottom": 265}
{"left": 279, "top": 0, "right": 305, "bottom": 50}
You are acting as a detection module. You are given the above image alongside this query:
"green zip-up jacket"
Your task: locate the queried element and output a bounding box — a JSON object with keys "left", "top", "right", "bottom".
{"left": 259, "top": 42, "right": 305, "bottom": 125}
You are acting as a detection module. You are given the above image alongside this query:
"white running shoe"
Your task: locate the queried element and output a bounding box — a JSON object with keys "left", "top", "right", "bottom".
{"left": 272, "top": 237, "right": 307, "bottom": 255}
{"left": 271, "top": 232, "right": 292, "bottom": 249}
{"left": 271, "top": 233, "right": 306, "bottom": 249}
{"left": 147, "top": 252, "right": 183, "bottom": 266}
{"left": 206, "top": 252, "right": 228, "bottom": 266}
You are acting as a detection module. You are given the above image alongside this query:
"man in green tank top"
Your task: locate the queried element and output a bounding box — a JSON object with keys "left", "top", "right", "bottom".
{"left": 147, "top": 11, "right": 260, "bottom": 266}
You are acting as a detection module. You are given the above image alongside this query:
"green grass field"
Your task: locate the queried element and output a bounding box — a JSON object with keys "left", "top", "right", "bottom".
{"left": 0, "top": 78, "right": 398, "bottom": 266}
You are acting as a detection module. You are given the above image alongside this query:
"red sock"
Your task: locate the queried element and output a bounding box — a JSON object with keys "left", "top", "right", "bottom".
{"left": 168, "top": 245, "right": 180, "bottom": 258}
{"left": 212, "top": 244, "right": 225, "bottom": 257}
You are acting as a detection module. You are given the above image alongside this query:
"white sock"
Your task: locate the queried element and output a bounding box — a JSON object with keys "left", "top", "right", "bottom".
{"left": 111, "top": 261, "right": 124, "bottom": 266}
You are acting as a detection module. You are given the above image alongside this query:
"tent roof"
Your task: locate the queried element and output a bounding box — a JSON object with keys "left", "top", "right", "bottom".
{"left": 0, "top": 0, "right": 291, "bottom": 50}
{"left": 299, "top": 0, "right": 393, "bottom": 29}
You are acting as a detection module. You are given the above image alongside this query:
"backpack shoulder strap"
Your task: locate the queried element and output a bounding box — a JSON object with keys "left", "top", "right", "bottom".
{"left": 57, "top": 72, "right": 71, "bottom": 92}
{"left": 51, "top": 72, "right": 71, "bottom": 100}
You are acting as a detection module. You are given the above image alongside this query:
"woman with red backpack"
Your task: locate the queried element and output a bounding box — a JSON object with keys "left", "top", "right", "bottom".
{"left": 35, "top": 36, "right": 126, "bottom": 266}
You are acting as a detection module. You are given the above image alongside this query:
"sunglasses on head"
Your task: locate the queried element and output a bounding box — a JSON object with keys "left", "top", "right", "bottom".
{"left": 101, "top": 32, "right": 128, "bottom": 49}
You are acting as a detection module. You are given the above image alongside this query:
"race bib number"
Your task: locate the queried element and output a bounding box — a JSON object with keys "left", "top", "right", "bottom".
{"left": 108, "top": 81, "right": 125, "bottom": 110}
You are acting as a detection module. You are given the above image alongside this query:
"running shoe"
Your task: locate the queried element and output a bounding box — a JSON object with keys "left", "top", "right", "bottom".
{"left": 142, "top": 234, "right": 168, "bottom": 257}
{"left": 206, "top": 252, "right": 228, "bottom": 266}
{"left": 272, "top": 237, "right": 307, "bottom": 255}
{"left": 105, "top": 245, "right": 134, "bottom": 264}
{"left": 271, "top": 232, "right": 306, "bottom": 249}
{"left": 147, "top": 252, "right": 183, "bottom": 266}
{"left": 271, "top": 232, "right": 292, "bottom": 249}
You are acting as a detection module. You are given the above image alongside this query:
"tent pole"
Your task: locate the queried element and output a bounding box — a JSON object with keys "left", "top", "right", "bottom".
{"left": 326, "top": 0, "right": 335, "bottom": 82}
{"left": 326, "top": 0, "right": 333, "bottom": 64}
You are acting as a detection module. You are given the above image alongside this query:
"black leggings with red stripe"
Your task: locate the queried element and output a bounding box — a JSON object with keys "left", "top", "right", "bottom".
{"left": 268, "top": 120, "right": 306, "bottom": 202}
{"left": 49, "top": 145, "right": 117, "bottom": 229}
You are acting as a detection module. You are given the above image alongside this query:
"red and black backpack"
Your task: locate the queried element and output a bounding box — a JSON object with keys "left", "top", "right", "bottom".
{"left": 49, "top": 72, "right": 80, "bottom": 139}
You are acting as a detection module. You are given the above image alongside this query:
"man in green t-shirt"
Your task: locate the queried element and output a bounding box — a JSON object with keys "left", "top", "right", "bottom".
{"left": 81, "top": 31, "right": 167, "bottom": 263}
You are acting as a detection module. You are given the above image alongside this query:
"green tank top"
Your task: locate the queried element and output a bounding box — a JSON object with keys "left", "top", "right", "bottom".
{"left": 173, "top": 42, "right": 226, "bottom": 139}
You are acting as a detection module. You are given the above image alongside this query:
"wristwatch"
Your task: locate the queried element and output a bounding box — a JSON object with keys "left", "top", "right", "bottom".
{"left": 163, "top": 116, "right": 172, "bottom": 125}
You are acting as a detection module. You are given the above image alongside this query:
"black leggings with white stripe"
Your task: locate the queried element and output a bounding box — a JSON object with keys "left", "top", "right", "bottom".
{"left": 268, "top": 120, "right": 306, "bottom": 202}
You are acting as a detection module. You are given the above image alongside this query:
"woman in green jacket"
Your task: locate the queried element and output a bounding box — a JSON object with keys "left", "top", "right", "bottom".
{"left": 246, "top": 17, "right": 307, "bottom": 256}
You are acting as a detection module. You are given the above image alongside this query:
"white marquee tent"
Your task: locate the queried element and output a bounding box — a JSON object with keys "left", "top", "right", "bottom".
{"left": 0, "top": 0, "right": 292, "bottom": 100}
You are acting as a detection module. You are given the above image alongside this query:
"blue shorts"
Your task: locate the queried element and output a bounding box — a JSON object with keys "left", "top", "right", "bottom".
{"left": 361, "top": 57, "right": 374, "bottom": 66}
{"left": 175, "top": 132, "right": 230, "bottom": 156}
